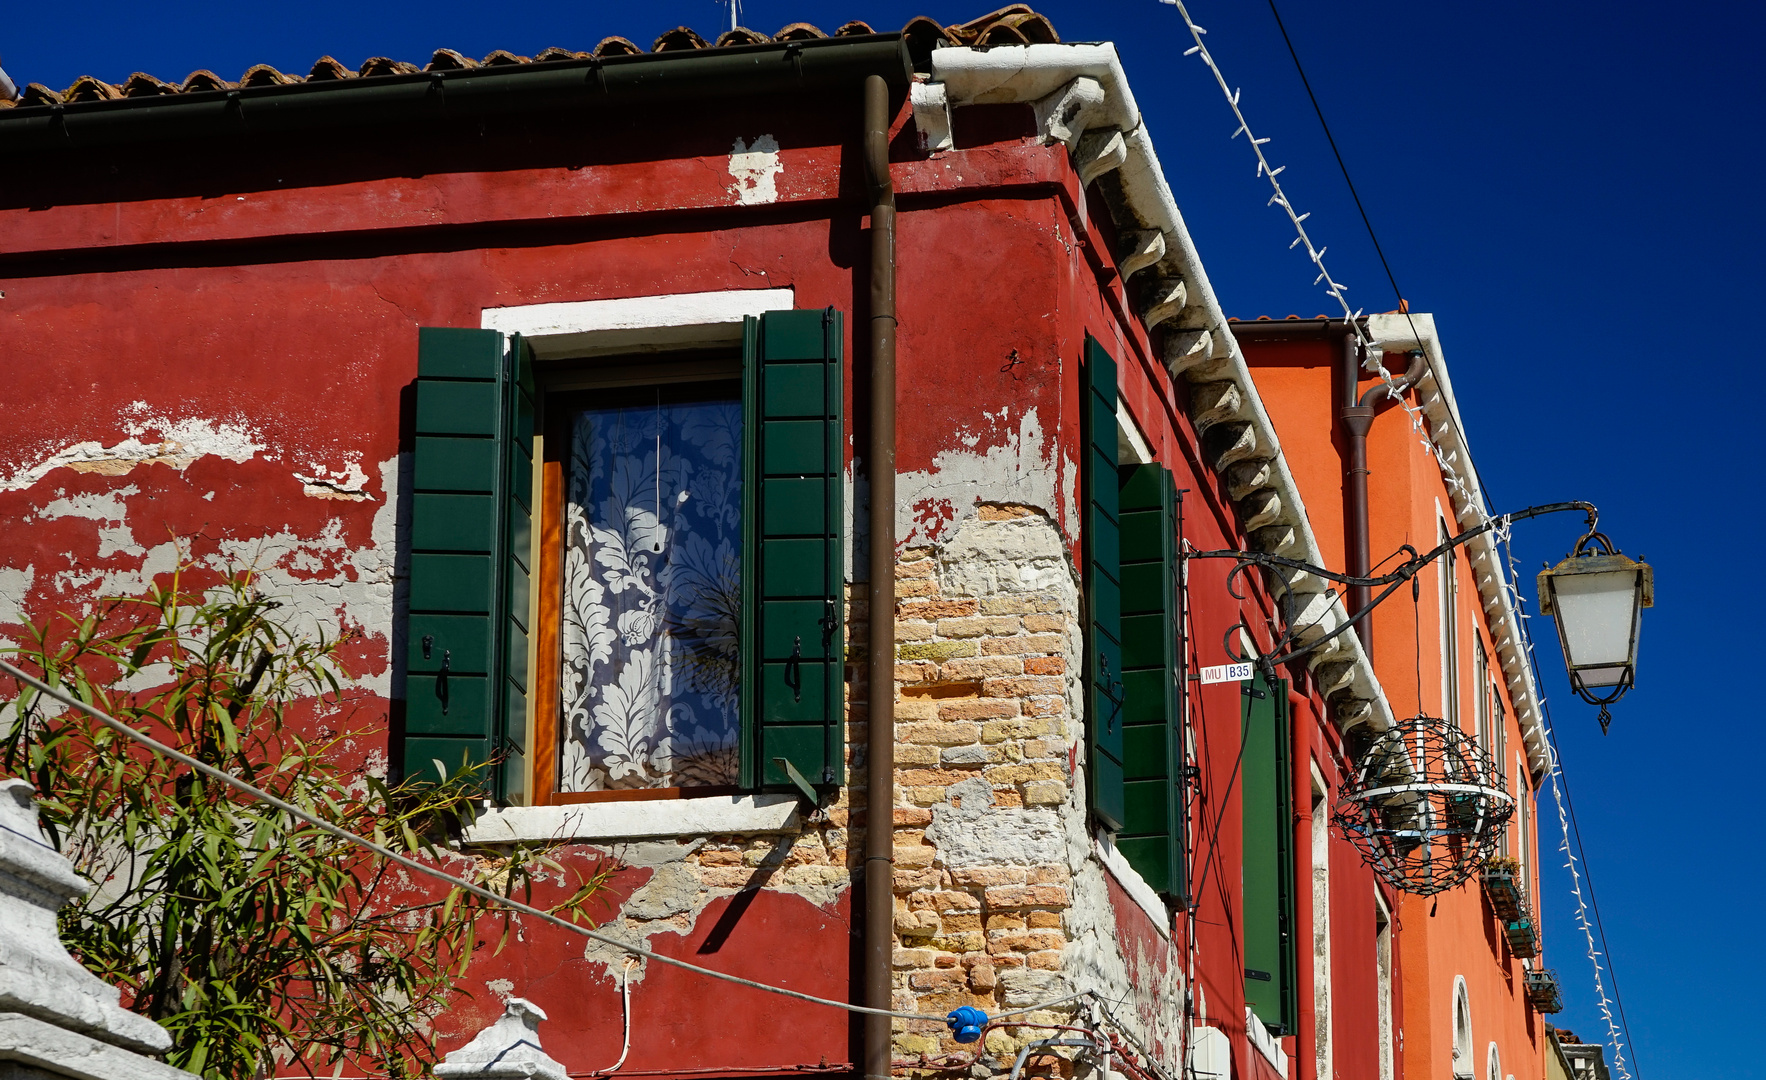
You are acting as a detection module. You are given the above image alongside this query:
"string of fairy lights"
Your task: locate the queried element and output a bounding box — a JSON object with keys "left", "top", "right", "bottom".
{"left": 1154, "top": 1, "right": 1637, "bottom": 1074}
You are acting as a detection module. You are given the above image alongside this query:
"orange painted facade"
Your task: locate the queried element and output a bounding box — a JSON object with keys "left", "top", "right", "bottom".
{"left": 1237, "top": 321, "right": 1548, "bottom": 1080}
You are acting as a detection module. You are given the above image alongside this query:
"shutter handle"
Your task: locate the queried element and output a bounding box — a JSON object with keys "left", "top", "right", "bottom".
{"left": 1098, "top": 651, "right": 1123, "bottom": 734}
{"left": 437, "top": 649, "right": 452, "bottom": 716}
{"left": 818, "top": 600, "right": 837, "bottom": 651}
{"left": 785, "top": 636, "right": 803, "bottom": 703}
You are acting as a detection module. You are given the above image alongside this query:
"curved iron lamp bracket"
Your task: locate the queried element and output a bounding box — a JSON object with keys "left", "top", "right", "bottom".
{"left": 1183, "top": 501, "right": 1600, "bottom": 668}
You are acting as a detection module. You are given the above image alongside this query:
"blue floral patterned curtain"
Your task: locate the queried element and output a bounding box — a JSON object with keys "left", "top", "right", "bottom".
{"left": 559, "top": 387, "right": 742, "bottom": 791}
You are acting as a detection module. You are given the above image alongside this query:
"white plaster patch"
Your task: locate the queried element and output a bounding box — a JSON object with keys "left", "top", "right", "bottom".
{"left": 294, "top": 456, "right": 373, "bottom": 501}
{"left": 926, "top": 777, "right": 1063, "bottom": 867}
{"left": 2, "top": 411, "right": 266, "bottom": 492}
{"left": 465, "top": 796, "right": 800, "bottom": 845}
{"left": 896, "top": 407, "right": 1060, "bottom": 548}
{"left": 195, "top": 457, "right": 399, "bottom": 693}
{"left": 0, "top": 565, "right": 34, "bottom": 632}
{"left": 37, "top": 486, "right": 138, "bottom": 522}
{"left": 95, "top": 526, "right": 140, "bottom": 560}
{"left": 727, "top": 135, "right": 782, "bottom": 206}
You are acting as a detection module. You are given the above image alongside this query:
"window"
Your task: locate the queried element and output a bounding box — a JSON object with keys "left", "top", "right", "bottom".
{"left": 399, "top": 309, "right": 846, "bottom": 804}
{"left": 1452, "top": 978, "right": 1474, "bottom": 1078}
{"left": 1311, "top": 768, "right": 1333, "bottom": 1080}
{"left": 1475, "top": 636, "right": 1491, "bottom": 754}
{"left": 1487, "top": 1042, "right": 1502, "bottom": 1080}
{"left": 551, "top": 379, "right": 743, "bottom": 792}
{"left": 1243, "top": 666, "right": 1296, "bottom": 1035}
{"left": 1441, "top": 518, "right": 1461, "bottom": 730}
{"left": 1516, "top": 760, "right": 1529, "bottom": 886}
{"left": 1376, "top": 894, "right": 1395, "bottom": 1080}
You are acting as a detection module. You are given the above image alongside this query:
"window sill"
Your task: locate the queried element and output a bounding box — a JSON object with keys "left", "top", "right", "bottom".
{"left": 1246, "top": 1008, "right": 1289, "bottom": 1079}
{"left": 463, "top": 794, "right": 803, "bottom": 846}
{"left": 1093, "top": 831, "right": 1172, "bottom": 940}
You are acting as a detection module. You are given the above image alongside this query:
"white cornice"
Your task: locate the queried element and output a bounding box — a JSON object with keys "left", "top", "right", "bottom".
{"left": 929, "top": 43, "right": 1394, "bottom": 733}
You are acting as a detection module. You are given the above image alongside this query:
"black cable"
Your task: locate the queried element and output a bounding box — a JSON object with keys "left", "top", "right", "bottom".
{"left": 1262, "top": 0, "right": 1496, "bottom": 504}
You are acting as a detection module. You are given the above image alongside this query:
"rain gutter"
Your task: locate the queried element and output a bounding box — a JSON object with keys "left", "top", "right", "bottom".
{"left": 0, "top": 35, "right": 912, "bottom": 152}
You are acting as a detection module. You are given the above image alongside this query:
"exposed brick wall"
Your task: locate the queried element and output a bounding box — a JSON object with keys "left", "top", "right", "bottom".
{"left": 883, "top": 506, "right": 1091, "bottom": 1065}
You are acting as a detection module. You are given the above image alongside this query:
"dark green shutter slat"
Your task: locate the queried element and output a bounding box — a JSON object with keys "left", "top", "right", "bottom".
{"left": 1084, "top": 335, "right": 1126, "bottom": 831}
{"left": 742, "top": 309, "right": 845, "bottom": 791}
{"left": 402, "top": 327, "right": 532, "bottom": 801}
{"left": 1242, "top": 669, "right": 1297, "bottom": 1034}
{"left": 498, "top": 335, "right": 536, "bottom": 803}
{"left": 1117, "top": 462, "right": 1180, "bottom": 898}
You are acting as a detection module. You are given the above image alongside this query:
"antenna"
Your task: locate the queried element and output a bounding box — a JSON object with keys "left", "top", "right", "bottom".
{"left": 721, "top": 0, "right": 740, "bottom": 34}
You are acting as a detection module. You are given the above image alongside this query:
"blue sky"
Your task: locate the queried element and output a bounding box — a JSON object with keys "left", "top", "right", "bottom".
{"left": 7, "top": 1, "right": 1759, "bottom": 1076}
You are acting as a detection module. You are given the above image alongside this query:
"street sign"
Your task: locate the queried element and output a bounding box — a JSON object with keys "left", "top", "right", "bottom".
{"left": 1199, "top": 662, "right": 1254, "bottom": 685}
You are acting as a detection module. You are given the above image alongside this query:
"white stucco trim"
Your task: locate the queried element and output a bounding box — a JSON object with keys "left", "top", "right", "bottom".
{"left": 481, "top": 287, "right": 795, "bottom": 358}
{"left": 461, "top": 794, "right": 802, "bottom": 845}
{"left": 1093, "top": 831, "right": 1171, "bottom": 940}
{"left": 1116, "top": 399, "right": 1154, "bottom": 465}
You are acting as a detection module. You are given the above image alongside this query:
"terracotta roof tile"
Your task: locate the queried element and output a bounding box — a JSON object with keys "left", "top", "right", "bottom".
{"left": 771, "top": 22, "right": 828, "bottom": 41}
{"left": 652, "top": 27, "right": 710, "bottom": 52}
{"left": 302, "top": 57, "right": 349, "bottom": 81}
{"left": 64, "top": 76, "right": 119, "bottom": 102}
{"left": 357, "top": 57, "right": 420, "bottom": 77}
{"left": 5, "top": 10, "right": 1057, "bottom": 109}
{"left": 591, "top": 36, "right": 644, "bottom": 58}
{"left": 20, "top": 83, "right": 63, "bottom": 106}
{"left": 714, "top": 28, "right": 771, "bottom": 47}
{"left": 424, "top": 49, "right": 479, "bottom": 71}
{"left": 180, "top": 70, "right": 234, "bottom": 92}
{"left": 120, "top": 72, "right": 178, "bottom": 97}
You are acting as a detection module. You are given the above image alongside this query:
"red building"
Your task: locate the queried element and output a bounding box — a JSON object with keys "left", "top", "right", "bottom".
{"left": 0, "top": 10, "right": 1476, "bottom": 1080}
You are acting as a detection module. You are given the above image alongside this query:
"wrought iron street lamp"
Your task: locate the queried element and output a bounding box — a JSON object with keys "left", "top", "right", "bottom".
{"left": 1536, "top": 530, "right": 1653, "bottom": 732}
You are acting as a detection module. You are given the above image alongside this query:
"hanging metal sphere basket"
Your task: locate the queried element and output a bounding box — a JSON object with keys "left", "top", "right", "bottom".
{"left": 1332, "top": 716, "right": 1513, "bottom": 896}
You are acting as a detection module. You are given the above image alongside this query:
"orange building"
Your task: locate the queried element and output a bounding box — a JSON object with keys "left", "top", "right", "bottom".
{"left": 1235, "top": 314, "right": 1554, "bottom": 1080}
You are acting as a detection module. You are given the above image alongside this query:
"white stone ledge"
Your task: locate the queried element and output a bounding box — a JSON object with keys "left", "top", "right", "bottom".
{"left": 1093, "top": 832, "right": 1172, "bottom": 940}
{"left": 0, "top": 1012, "right": 197, "bottom": 1080}
{"left": 462, "top": 795, "right": 802, "bottom": 846}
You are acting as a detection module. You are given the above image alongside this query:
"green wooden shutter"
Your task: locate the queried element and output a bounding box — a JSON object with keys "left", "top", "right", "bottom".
{"left": 403, "top": 328, "right": 533, "bottom": 799}
{"left": 1242, "top": 668, "right": 1296, "bottom": 1033}
{"left": 741, "top": 309, "right": 845, "bottom": 792}
{"left": 1117, "top": 463, "right": 1181, "bottom": 897}
{"left": 1083, "top": 335, "right": 1125, "bottom": 831}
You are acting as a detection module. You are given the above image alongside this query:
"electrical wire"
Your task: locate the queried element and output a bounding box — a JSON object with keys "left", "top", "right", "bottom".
{"left": 0, "top": 655, "right": 1091, "bottom": 1027}
{"left": 1259, "top": 0, "right": 1498, "bottom": 520}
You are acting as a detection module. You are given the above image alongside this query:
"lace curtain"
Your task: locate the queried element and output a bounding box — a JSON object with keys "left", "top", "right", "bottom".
{"left": 558, "top": 388, "right": 742, "bottom": 791}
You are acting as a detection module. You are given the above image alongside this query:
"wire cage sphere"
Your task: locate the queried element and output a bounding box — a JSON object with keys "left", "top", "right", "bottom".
{"left": 1332, "top": 715, "right": 1513, "bottom": 897}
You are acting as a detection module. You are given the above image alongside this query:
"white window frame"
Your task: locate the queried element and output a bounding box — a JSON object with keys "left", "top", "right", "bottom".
{"left": 470, "top": 288, "right": 807, "bottom": 841}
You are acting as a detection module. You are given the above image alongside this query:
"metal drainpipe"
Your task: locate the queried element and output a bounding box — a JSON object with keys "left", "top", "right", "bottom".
{"left": 861, "top": 72, "right": 897, "bottom": 1080}
{"left": 1339, "top": 336, "right": 1426, "bottom": 653}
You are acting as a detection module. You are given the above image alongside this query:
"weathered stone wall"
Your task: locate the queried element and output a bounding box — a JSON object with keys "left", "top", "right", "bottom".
{"left": 882, "top": 505, "right": 1186, "bottom": 1071}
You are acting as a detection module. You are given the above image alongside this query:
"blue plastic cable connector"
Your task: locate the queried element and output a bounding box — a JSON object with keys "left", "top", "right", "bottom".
{"left": 946, "top": 1006, "right": 988, "bottom": 1043}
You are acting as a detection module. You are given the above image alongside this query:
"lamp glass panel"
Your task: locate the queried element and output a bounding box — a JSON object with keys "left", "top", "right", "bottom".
{"left": 1550, "top": 569, "right": 1638, "bottom": 667}
{"left": 1572, "top": 664, "right": 1630, "bottom": 690}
